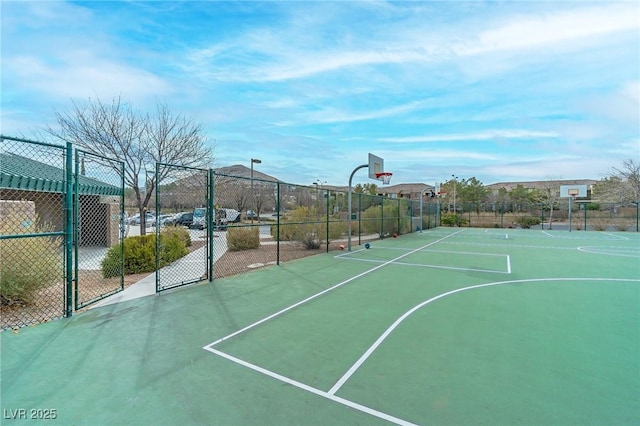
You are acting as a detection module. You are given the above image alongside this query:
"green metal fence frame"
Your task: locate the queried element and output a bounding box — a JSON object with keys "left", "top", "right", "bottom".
{"left": 73, "top": 149, "right": 125, "bottom": 309}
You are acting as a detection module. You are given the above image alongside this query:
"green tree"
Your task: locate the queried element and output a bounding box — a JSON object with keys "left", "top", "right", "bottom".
{"left": 459, "top": 177, "right": 488, "bottom": 211}
{"left": 510, "top": 184, "right": 534, "bottom": 205}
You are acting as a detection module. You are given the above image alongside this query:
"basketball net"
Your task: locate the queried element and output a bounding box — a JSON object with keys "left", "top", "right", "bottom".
{"left": 376, "top": 172, "right": 392, "bottom": 185}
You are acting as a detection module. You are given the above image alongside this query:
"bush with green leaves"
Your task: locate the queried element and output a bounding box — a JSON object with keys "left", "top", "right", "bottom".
{"left": 359, "top": 203, "right": 409, "bottom": 236}
{"left": 226, "top": 226, "right": 260, "bottom": 251}
{"left": 101, "top": 229, "right": 189, "bottom": 278}
{"left": 515, "top": 216, "right": 541, "bottom": 229}
{"left": 0, "top": 216, "right": 62, "bottom": 306}
{"left": 160, "top": 226, "right": 191, "bottom": 247}
{"left": 440, "top": 213, "right": 467, "bottom": 227}
{"left": 270, "top": 207, "right": 346, "bottom": 249}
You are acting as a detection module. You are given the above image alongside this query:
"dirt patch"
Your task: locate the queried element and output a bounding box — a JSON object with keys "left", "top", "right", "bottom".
{"left": 214, "top": 240, "right": 346, "bottom": 278}
{"left": 1, "top": 238, "right": 373, "bottom": 330}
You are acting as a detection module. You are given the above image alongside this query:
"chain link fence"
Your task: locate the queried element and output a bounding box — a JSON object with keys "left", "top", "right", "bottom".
{"left": 208, "top": 181, "right": 437, "bottom": 279}
{"left": 1, "top": 136, "right": 67, "bottom": 329}
{"left": 155, "top": 163, "right": 209, "bottom": 292}
{"left": 445, "top": 201, "right": 639, "bottom": 231}
{"left": 74, "top": 149, "right": 125, "bottom": 309}
{"left": 1, "top": 136, "right": 125, "bottom": 330}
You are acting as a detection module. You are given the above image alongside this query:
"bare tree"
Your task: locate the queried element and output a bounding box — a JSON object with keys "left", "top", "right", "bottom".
{"left": 536, "top": 178, "right": 561, "bottom": 230}
{"left": 46, "top": 96, "right": 213, "bottom": 234}
{"left": 613, "top": 159, "right": 640, "bottom": 202}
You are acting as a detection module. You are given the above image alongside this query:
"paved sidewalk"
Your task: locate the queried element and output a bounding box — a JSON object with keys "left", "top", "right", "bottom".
{"left": 91, "top": 232, "right": 228, "bottom": 308}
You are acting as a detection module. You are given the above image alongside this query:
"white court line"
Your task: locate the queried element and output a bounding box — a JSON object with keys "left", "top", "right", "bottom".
{"left": 339, "top": 258, "right": 510, "bottom": 275}
{"left": 337, "top": 247, "right": 511, "bottom": 274}
{"left": 542, "top": 231, "right": 555, "bottom": 238}
{"left": 204, "top": 229, "right": 466, "bottom": 347}
{"left": 604, "top": 232, "right": 630, "bottom": 240}
{"left": 203, "top": 346, "right": 418, "bottom": 426}
{"left": 327, "top": 277, "right": 640, "bottom": 396}
{"left": 577, "top": 246, "right": 640, "bottom": 258}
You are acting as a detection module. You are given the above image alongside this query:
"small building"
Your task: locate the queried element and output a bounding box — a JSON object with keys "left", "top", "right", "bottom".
{"left": 376, "top": 183, "right": 435, "bottom": 200}
{"left": 0, "top": 152, "right": 122, "bottom": 247}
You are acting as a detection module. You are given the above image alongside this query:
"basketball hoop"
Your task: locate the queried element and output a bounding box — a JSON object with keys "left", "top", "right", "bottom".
{"left": 375, "top": 172, "right": 393, "bottom": 185}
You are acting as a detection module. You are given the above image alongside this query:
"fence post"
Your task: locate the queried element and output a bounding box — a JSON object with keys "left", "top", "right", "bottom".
{"left": 397, "top": 198, "right": 400, "bottom": 235}
{"left": 380, "top": 196, "right": 384, "bottom": 238}
{"left": 208, "top": 169, "right": 214, "bottom": 281}
{"left": 65, "top": 142, "right": 73, "bottom": 317}
{"left": 276, "top": 181, "right": 281, "bottom": 264}
{"left": 325, "top": 189, "right": 330, "bottom": 252}
{"left": 155, "top": 163, "right": 160, "bottom": 282}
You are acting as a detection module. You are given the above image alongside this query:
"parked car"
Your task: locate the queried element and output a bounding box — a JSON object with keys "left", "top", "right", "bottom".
{"left": 190, "top": 207, "right": 229, "bottom": 230}
{"left": 151, "top": 214, "right": 175, "bottom": 227}
{"left": 221, "top": 208, "right": 241, "bottom": 223}
{"left": 172, "top": 211, "right": 193, "bottom": 227}
{"left": 128, "top": 212, "right": 155, "bottom": 225}
{"left": 245, "top": 210, "right": 258, "bottom": 219}
{"left": 190, "top": 207, "right": 208, "bottom": 230}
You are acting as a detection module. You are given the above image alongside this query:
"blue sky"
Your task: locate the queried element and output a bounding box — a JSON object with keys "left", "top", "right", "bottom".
{"left": 2, "top": 1, "right": 639, "bottom": 187}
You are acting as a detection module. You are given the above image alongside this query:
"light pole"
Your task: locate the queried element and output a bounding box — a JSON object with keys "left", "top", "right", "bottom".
{"left": 452, "top": 175, "right": 458, "bottom": 214}
{"left": 312, "top": 182, "right": 319, "bottom": 210}
{"left": 313, "top": 179, "right": 326, "bottom": 211}
{"left": 250, "top": 158, "right": 261, "bottom": 223}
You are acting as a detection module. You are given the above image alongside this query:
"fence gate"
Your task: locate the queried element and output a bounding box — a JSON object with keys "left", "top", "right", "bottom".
{"left": 1, "top": 136, "right": 67, "bottom": 329}
{"left": 74, "top": 149, "right": 125, "bottom": 309}
{"left": 155, "top": 163, "right": 210, "bottom": 292}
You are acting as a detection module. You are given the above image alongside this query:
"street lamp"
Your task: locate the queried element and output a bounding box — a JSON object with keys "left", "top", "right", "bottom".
{"left": 251, "top": 158, "right": 261, "bottom": 223}
{"left": 452, "top": 175, "right": 458, "bottom": 214}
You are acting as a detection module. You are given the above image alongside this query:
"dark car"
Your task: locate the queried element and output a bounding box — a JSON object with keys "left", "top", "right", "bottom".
{"left": 173, "top": 212, "right": 193, "bottom": 227}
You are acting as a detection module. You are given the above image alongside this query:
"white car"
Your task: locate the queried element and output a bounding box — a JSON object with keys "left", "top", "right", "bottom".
{"left": 220, "top": 208, "right": 241, "bottom": 223}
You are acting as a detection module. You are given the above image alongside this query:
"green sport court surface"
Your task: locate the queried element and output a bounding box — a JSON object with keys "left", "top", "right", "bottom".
{"left": 2, "top": 228, "right": 639, "bottom": 425}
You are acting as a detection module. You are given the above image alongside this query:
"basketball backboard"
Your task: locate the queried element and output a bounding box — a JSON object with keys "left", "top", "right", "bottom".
{"left": 560, "top": 184, "right": 587, "bottom": 198}
{"left": 368, "top": 153, "right": 384, "bottom": 180}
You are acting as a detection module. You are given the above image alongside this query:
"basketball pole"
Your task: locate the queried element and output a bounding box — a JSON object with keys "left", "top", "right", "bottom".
{"left": 569, "top": 195, "right": 575, "bottom": 232}
{"left": 347, "top": 164, "right": 368, "bottom": 251}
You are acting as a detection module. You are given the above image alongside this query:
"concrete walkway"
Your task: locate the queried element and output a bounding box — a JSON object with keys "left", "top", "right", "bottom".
{"left": 91, "top": 230, "right": 228, "bottom": 308}
{"left": 90, "top": 226, "right": 378, "bottom": 309}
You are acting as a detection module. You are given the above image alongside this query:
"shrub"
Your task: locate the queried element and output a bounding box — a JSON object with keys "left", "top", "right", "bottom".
{"left": 515, "top": 216, "right": 541, "bottom": 229}
{"left": 227, "top": 226, "right": 260, "bottom": 251}
{"left": 589, "top": 219, "right": 608, "bottom": 231}
{"left": 360, "top": 203, "right": 408, "bottom": 236}
{"left": 0, "top": 216, "right": 62, "bottom": 306}
{"left": 161, "top": 226, "right": 191, "bottom": 247}
{"left": 101, "top": 230, "right": 189, "bottom": 278}
{"left": 300, "top": 232, "right": 321, "bottom": 249}
{"left": 441, "top": 213, "right": 467, "bottom": 227}
{"left": 613, "top": 220, "right": 630, "bottom": 231}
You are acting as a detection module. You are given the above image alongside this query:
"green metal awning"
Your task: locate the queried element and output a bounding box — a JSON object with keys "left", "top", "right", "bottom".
{"left": 0, "top": 152, "right": 122, "bottom": 196}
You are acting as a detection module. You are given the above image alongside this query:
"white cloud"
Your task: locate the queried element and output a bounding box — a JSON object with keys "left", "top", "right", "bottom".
{"left": 7, "top": 55, "right": 170, "bottom": 101}
{"left": 379, "top": 130, "right": 559, "bottom": 144}
{"left": 454, "top": 3, "right": 639, "bottom": 56}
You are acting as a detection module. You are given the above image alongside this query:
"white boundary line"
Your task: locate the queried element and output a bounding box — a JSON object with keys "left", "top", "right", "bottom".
{"left": 336, "top": 247, "right": 512, "bottom": 275}
{"left": 327, "top": 277, "right": 640, "bottom": 395}
{"left": 603, "top": 232, "right": 630, "bottom": 240}
{"left": 203, "top": 275, "right": 639, "bottom": 425}
{"left": 577, "top": 246, "right": 640, "bottom": 258}
{"left": 203, "top": 346, "right": 418, "bottom": 426}
{"left": 204, "top": 229, "right": 465, "bottom": 347}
